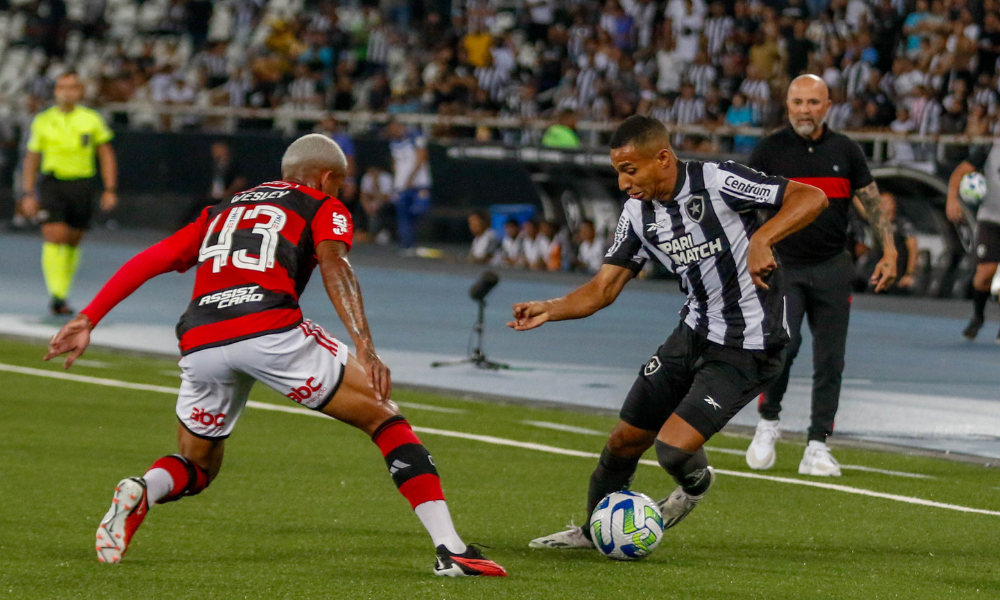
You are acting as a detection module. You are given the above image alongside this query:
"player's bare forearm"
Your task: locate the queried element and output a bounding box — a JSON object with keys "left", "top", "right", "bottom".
{"left": 752, "top": 181, "right": 828, "bottom": 247}
{"left": 946, "top": 161, "right": 975, "bottom": 223}
{"left": 508, "top": 264, "right": 632, "bottom": 330}
{"left": 98, "top": 144, "right": 118, "bottom": 191}
{"left": 317, "top": 240, "right": 391, "bottom": 400}
{"left": 22, "top": 152, "right": 40, "bottom": 192}
{"left": 317, "top": 241, "right": 375, "bottom": 352}
{"left": 853, "top": 182, "right": 895, "bottom": 256}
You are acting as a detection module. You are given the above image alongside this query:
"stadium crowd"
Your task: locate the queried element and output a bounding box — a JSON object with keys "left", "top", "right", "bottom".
{"left": 3, "top": 0, "right": 999, "bottom": 153}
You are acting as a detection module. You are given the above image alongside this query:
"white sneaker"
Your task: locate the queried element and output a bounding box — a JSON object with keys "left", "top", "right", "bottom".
{"left": 746, "top": 418, "right": 781, "bottom": 470}
{"left": 798, "top": 441, "right": 842, "bottom": 477}
{"left": 656, "top": 467, "right": 715, "bottom": 529}
{"left": 528, "top": 525, "right": 595, "bottom": 549}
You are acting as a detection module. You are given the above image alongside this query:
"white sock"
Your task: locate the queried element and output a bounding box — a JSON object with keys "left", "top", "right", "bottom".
{"left": 414, "top": 500, "right": 466, "bottom": 554}
{"left": 142, "top": 468, "right": 174, "bottom": 505}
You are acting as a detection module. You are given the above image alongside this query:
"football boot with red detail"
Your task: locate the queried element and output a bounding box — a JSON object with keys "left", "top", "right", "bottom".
{"left": 433, "top": 544, "right": 507, "bottom": 577}
{"left": 95, "top": 477, "right": 149, "bottom": 563}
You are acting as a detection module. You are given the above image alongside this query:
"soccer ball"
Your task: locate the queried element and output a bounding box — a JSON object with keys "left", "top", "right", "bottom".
{"left": 589, "top": 490, "right": 664, "bottom": 561}
{"left": 959, "top": 172, "right": 988, "bottom": 206}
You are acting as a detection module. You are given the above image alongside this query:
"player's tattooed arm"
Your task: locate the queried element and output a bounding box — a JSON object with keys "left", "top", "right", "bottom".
{"left": 316, "top": 240, "right": 391, "bottom": 400}
{"left": 853, "top": 181, "right": 898, "bottom": 292}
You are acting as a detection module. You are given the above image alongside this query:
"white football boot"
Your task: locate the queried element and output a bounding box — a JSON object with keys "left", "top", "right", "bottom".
{"left": 96, "top": 477, "right": 149, "bottom": 563}
{"left": 528, "top": 525, "right": 595, "bottom": 549}
{"left": 656, "top": 467, "right": 715, "bottom": 529}
{"left": 746, "top": 418, "right": 781, "bottom": 470}
{"left": 798, "top": 441, "right": 842, "bottom": 477}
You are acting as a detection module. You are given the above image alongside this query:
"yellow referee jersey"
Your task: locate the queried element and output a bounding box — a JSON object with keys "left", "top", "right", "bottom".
{"left": 27, "top": 105, "right": 114, "bottom": 180}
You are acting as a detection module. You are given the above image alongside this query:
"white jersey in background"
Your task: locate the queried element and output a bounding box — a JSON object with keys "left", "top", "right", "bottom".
{"left": 390, "top": 132, "right": 431, "bottom": 191}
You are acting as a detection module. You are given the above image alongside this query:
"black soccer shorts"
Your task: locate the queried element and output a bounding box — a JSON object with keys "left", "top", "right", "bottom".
{"left": 620, "top": 323, "right": 785, "bottom": 439}
{"left": 975, "top": 221, "right": 1000, "bottom": 264}
{"left": 38, "top": 176, "right": 98, "bottom": 230}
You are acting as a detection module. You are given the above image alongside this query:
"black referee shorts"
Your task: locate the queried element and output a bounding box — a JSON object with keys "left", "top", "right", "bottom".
{"left": 620, "top": 323, "right": 785, "bottom": 439}
{"left": 38, "top": 175, "right": 98, "bottom": 230}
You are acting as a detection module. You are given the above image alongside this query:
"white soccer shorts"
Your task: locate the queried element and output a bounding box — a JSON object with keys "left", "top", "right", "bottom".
{"left": 176, "top": 320, "right": 349, "bottom": 439}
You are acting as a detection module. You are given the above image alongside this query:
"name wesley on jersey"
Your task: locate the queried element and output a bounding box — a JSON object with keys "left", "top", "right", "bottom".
{"left": 657, "top": 234, "right": 723, "bottom": 266}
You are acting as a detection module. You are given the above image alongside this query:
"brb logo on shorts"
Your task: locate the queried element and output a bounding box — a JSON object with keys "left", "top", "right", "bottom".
{"left": 287, "top": 377, "right": 329, "bottom": 404}
{"left": 190, "top": 407, "right": 226, "bottom": 427}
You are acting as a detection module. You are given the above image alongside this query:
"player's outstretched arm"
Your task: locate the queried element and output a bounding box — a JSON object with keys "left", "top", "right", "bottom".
{"left": 747, "top": 180, "right": 828, "bottom": 290}
{"left": 43, "top": 236, "right": 196, "bottom": 368}
{"left": 316, "top": 240, "right": 391, "bottom": 401}
{"left": 946, "top": 161, "right": 975, "bottom": 224}
{"left": 507, "top": 263, "right": 634, "bottom": 331}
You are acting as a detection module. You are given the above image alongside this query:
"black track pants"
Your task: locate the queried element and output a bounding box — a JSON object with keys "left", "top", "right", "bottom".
{"left": 760, "top": 252, "right": 853, "bottom": 442}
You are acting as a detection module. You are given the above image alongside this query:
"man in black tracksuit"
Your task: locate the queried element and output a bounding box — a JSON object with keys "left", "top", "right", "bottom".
{"left": 743, "top": 75, "right": 898, "bottom": 477}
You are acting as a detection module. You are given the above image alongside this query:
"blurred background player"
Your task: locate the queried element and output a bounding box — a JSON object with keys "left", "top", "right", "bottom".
{"left": 359, "top": 165, "right": 395, "bottom": 245}
{"left": 44, "top": 134, "right": 506, "bottom": 578}
{"left": 744, "top": 75, "right": 897, "bottom": 477}
{"left": 21, "top": 71, "right": 118, "bottom": 316}
{"left": 386, "top": 118, "right": 432, "bottom": 252}
{"left": 947, "top": 144, "right": 1000, "bottom": 341}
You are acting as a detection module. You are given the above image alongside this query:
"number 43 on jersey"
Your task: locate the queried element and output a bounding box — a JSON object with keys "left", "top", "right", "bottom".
{"left": 199, "top": 205, "right": 287, "bottom": 273}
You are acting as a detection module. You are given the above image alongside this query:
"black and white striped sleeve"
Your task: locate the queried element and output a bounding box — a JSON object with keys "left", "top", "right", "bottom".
{"left": 603, "top": 207, "right": 648, "bottom": 273}
{"left": 714, "top": 161, "right": 788, "bottom": 212}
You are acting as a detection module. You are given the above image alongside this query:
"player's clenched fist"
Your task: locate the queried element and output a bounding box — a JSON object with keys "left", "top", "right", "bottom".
{"left": 747, "top": 237, "right": 777, "bottom": 290}
{"left": 507, "top": 301, "right": 550, "bottom": 331}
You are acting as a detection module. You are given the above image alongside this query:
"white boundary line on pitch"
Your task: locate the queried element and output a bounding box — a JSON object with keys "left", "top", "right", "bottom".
{"left": 523, "top": 420, "right": 935, "bottom": 480}
{"left": 0, "top": 363, "right": 982, "bottom": 515}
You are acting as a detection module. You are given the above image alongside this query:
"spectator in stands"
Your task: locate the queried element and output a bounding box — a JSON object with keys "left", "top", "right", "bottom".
{"left": 386, "top": 118, "right": 431, "bottom": 251}
{"left": 359, "top": 166, "right": 395, "bottom": 245}
{"left": 468, "top": 211, "right": 500, "bottom": 264}
{"left": 496, "top": 218, "right": 523, "bottom": 267}
{"left": 542, "top": 109, "right": 581, "bottom": 149}
{"left": 889, "top": 107, "right": 916, "bottom": 163}
{"left": 315, "top": 117, "right": 356, "bottom": 203}
{"left": 520, "top": 219, "right": 544, "bottom": 270}
{"left": 183, "top": 141, "right": 245, "bottom": 225}
{"left": 725, "top": 92, "right": 758, "bottom": 154}
{"left": 573, "top": 220, "right": 606, "bottom": 274}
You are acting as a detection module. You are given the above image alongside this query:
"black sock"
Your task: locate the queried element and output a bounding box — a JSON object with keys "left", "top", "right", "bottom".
{"left": 973, "top": 290, "right": 990, "bottom": 320}
{"left": 655, "top": 441, "right": 711, "bottom": 496}
{"left": 584, "top": 446, "right": 640, "bottom": 539}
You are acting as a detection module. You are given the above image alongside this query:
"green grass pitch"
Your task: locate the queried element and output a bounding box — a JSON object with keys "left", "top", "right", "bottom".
{"left": 0, "top": 337, "right": 998, "bottom": 599}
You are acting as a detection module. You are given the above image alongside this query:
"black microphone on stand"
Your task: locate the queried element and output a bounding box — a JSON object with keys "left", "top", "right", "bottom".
{"left": 432, "top": 271, "right": 509, "bottom": 370}
{"left": 469, "top": 271, "right": 499, "bottom": 301}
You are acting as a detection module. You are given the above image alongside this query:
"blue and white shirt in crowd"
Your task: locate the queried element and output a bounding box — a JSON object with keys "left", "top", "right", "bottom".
{"left": 390, "top": 131, "right": 431, "bottom": 192}
{"left": 605, "top": 160, "right": 790, "bottom": 350}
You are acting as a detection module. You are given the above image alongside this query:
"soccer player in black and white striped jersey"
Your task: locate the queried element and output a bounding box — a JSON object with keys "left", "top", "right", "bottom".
{"left": 511, "top": 116, "right": 828, "bottom": 549}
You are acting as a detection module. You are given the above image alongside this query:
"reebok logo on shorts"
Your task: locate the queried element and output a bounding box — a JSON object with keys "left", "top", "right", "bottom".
{"left": 704, "top": 396, "right": 721, "bottom": 410}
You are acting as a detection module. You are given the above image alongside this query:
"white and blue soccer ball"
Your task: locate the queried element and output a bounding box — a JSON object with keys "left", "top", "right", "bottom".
{"left": 589, "top": 490, "right": 664, "bottom": 561}
{"left": 959, "top": 172, "right": 988, "bottom": 206}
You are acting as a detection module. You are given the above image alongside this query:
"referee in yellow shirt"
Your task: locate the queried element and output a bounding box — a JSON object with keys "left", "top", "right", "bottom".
{"left": 21, "top": 71, "right": 118, "bottom": 315}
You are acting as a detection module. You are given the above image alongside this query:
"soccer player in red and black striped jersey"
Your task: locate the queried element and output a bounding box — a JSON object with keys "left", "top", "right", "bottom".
{"left": 44, "top": 134, "right": 506, "bottom": 577}
{"left": 744, "top": 75, "right": 897, "bottom": 477}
